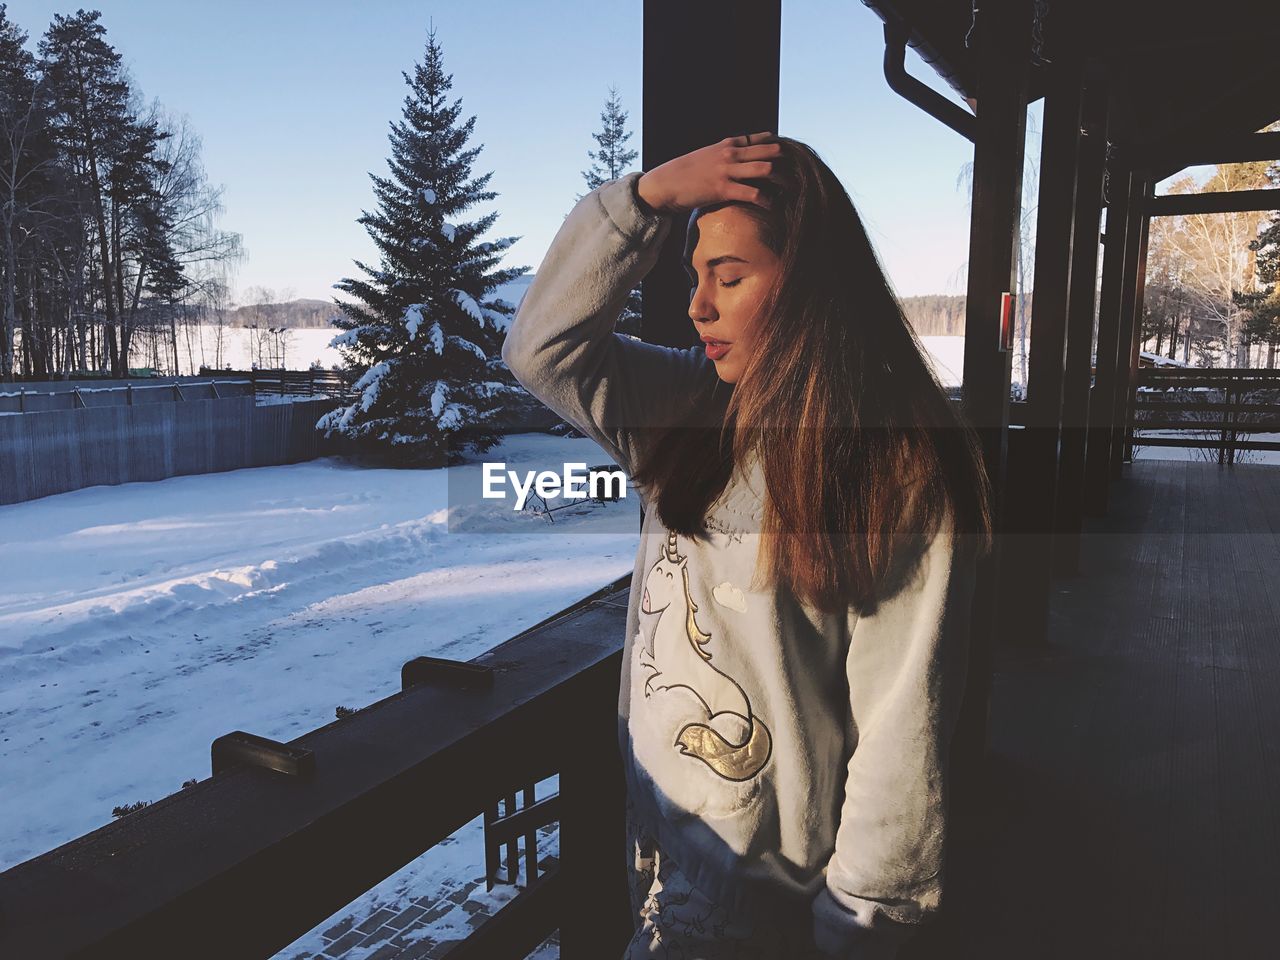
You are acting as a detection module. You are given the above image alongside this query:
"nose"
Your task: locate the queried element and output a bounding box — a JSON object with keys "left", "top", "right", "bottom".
{"left": 688, "top": 282, "right": 716, "bottom": 326}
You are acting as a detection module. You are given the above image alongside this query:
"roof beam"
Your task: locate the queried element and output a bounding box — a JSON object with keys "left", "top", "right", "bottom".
{"left": 1144, "top": 188, "right": 1279, "bottom": 217}
{"left": 1123, "top": 131, "right": 1280, "bottom": 171}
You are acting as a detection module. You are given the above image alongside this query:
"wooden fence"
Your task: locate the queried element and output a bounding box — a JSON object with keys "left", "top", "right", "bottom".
{"left": 197, "top": 367, "right": 356, "bottom": 400}
{"left": 0, "top": 396, "right": 341, "bottom": 505}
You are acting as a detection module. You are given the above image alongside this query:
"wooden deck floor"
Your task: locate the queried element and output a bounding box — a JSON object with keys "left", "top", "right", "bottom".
{"left": 909, "top": 459, "right": 1280, "bottom": 960}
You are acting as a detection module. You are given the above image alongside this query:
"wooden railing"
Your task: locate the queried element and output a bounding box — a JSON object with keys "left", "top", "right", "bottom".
{"left": 1128, "top": 366, "right": 1280, "bottom": 464}
{"left": 0, "top": 577, "right": 634, "bottom": 959}
{"left": 198, "top": 366, "right": 357, "bottom": 400}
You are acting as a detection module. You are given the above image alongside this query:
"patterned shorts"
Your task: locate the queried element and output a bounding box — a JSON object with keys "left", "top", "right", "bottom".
{"left": 622, "top": 797, "right": 829, "bottom": 959}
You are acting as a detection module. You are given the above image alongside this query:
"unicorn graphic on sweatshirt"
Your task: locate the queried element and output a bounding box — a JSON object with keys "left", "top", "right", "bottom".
{"left": 637, "top": 529, "right": 772, "bottom": 782}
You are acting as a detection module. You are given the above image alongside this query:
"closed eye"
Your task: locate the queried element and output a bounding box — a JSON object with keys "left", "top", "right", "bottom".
{"left": 718, "top": 278, "right": 742, "bottom": 288}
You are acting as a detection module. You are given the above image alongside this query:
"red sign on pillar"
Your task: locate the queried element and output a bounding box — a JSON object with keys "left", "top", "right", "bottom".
{"left": 998, "top": 292, "right": 1015, "bottom": 353}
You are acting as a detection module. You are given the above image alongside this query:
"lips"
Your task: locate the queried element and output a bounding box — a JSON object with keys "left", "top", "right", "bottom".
{"left": 704, "top": 340, "right": 731, "bottom": 361}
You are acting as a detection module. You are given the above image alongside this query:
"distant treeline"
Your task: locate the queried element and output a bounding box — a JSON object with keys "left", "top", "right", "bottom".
{"left": 228, "top": 299, "right": 340, "bottom": 329}
{"left": 900, "top": 295, "right": 967, "bottom": 337}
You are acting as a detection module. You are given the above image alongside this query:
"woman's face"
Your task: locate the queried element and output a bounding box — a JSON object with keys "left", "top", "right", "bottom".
{"left": 686, "top": 206, "right": 781, "bottom": 385}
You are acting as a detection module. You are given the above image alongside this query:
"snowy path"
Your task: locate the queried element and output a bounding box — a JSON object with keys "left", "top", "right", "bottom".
{"left": 0, "top": 432, "right": 641, "bottom": 872}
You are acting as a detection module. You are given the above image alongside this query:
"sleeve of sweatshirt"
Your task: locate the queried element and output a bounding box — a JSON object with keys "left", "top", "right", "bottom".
{"left": 500, "top": 170, "right": 717, "bottom": 478}
{"left": 811, "top": 511, "right": 976, "bottom": 959}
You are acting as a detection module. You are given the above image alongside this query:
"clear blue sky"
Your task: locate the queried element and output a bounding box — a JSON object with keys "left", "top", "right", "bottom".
{"left": 5, "top": 0, "right": 1038, "bottom": 305}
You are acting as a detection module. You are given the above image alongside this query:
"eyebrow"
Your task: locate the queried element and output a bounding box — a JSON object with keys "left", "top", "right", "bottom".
{"left": 685, "top": 254, "right": 749, "bottom": 275}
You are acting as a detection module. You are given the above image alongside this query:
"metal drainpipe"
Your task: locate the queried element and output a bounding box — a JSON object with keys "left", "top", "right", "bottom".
{"left": 881, "top": 22, "right": 977, "bottom": 142}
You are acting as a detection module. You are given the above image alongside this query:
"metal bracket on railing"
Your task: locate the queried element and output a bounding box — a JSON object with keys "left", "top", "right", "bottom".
{"left": 401, "top": 655, "right": 495, "bottom": 692}
{"left": 211, "top": 730, "right": 316, "bottom": 778}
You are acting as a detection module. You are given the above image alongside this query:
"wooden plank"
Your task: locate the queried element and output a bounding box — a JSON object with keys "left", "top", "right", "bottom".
{"left": 1145, "top": 188, "right": 1280, "bottom": 216}
{"left": 1125, "top": 130, "right": 1280, "bottom": 168}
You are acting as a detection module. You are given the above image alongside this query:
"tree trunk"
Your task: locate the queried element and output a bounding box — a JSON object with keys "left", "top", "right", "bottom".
{"left": 1, "top": 208, "right": 16, "bottom": 382}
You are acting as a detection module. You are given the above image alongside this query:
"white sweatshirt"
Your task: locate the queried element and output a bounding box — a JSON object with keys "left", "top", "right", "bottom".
{"left": 500, "top": 171, "right": 977, "bottom": 958}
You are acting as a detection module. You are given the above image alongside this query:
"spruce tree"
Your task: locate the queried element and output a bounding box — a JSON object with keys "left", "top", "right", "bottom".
{"left": 578, "top": 85, "right": 643, "bottom": 336}
{"left": 579, "top": 85, "right": 638, "bottom": 195}
{"left": 320, "top": 24, "right": 527, "bottom": 465}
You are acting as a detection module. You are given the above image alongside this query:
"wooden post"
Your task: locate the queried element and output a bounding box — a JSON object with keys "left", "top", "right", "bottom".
{"left": 952, "top": 0, "right": 1033, "bottom": 825}
{"left": 522, "top": 783, "right": 538, "bottom": 886}
{"left": 640, "top": 0, "right": 780, "bottom": 352}
{"left": 557, "top": 663, "right": 630, "bottom": 959}
{"left": 637, "top": 0, "right": 781, "bottom": 533}
{"left": 1084, "top": 132, "right": 1131, "bottom": 517}
{"left": 1117, "top": 180, "right": 1152, "bottom": 470}
{"left": 1055, "top": 71, "right": 1109, "bottom": 577}
{"left": 1222, "top": 371, "right": 1235, "bottom": 465}
{"left": 1004, "top": 57, "right": 1085, "bottom": 649}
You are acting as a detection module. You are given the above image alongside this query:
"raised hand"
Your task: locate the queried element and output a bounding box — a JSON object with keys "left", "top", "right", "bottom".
{"left": 636, "top": 132, "right": 783, "bottom": 216}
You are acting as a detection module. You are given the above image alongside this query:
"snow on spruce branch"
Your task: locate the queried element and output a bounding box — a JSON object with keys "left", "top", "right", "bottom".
{"left": 403, "top": 303, "right": 426, "bottom": 341}
{"left": 353, "top": 360, "right": 393, "bottom": 412}
{"left": 447, "top": 335, "right": 486, "bottom": 361}
{"left": 451, "top": 288, "right": 484, "bottom": 326}
{"left": 329, "top": 328, "right": 364, "bottom": 349}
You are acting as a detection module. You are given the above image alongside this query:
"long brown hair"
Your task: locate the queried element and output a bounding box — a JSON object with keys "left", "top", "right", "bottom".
{"left": 630, "top": 137, "right": 993, "bottom": 614}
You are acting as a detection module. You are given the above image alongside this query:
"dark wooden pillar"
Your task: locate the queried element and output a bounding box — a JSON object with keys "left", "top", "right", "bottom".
{"left": 1105, "top": 173, "right": 1148, "bottom": 479}
{"left": 1119, "top": 182, "right": 1152, "bottom": 466}
{"left": 618, "top": 7, "right": 781, "bottom": 953}
{"left": 952, "top": 0, "right": 1032, "bottom": 818}
{"left": 1084, "top": 120, "right": 1132, "bottom": 517}
{"left": 1000, "top": 57, "right": 1084, "bottom": 649}
{"left": 1054, "top": 72, "right": 1109, "bottom": 577}
{"left": 558, "top": 656, "right": 631, "bottom": 959}
{"left": 635, "top": 0, "right": 780, "bottom": 523}
{"left": 640, "top": 0, "right": 782, "bottom": 350}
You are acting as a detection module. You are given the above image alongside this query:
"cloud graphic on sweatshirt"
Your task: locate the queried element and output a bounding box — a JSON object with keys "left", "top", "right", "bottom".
{"left": 712, "top": 581, "right": 747, "bottom": 612}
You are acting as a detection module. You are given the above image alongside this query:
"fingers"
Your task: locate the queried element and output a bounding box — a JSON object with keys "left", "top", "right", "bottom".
{"left": 734, "top": 159, "right": 776, "bottom": 179}
{"left": 726, "top": 180, "right": 771, "bottom": 211}
{"left": 731, "top": 131, "right": 776, "bottom": 147}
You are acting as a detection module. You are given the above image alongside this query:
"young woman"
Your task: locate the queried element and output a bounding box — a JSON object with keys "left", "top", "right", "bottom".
{"left": 501, "top": 132, "right": 993, "bottom": 958}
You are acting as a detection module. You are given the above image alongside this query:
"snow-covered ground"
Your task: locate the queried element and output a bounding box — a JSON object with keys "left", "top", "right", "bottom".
{"left": 0, "top": 431, "right": 644, "bottom": 874}
{"left": 919, "top": 335, "right": 964, "bottom": 387}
